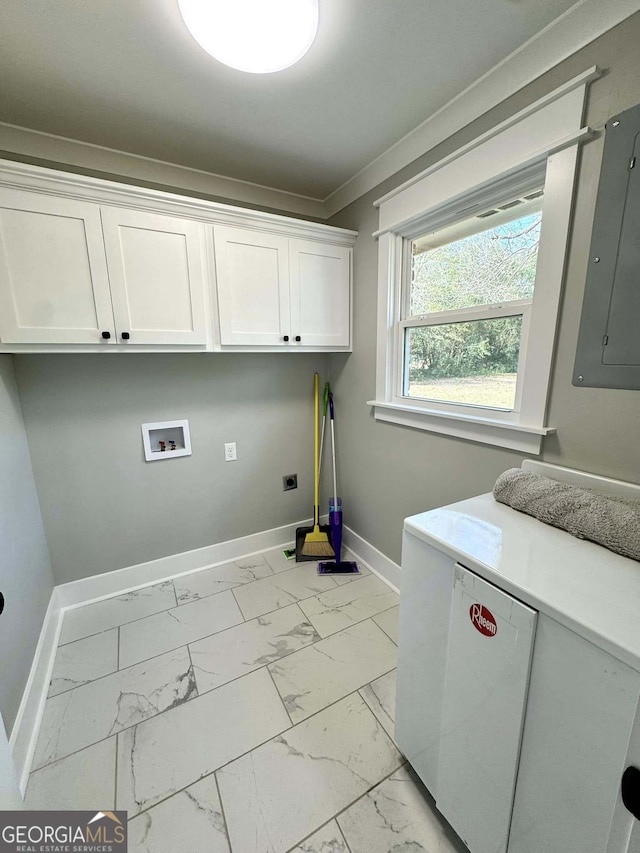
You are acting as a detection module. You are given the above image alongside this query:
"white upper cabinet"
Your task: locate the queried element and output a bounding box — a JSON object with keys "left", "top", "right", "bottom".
{"left": 290, "top": 238, "right": 351, "bottom": 348}
{"left": 214, "top": 228, "right": 352, "bottom": 349}
{"left": 0, "top": 189, "right": 115, "bottom": 344}
{"left": 101, "top": 207, "right": 206, "bottom": 345}
{"left": 0, "top": 160, "right": 356, "bottom": 352}
{"left": 213, "top": 226, "right": 290, "bottom": 346}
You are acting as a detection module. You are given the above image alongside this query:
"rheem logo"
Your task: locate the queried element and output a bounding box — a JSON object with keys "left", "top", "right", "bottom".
{"left": 469, "top": 603, "right": 497, "bottom": 636}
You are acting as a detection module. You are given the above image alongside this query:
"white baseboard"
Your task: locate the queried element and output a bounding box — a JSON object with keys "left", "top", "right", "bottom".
{"left": 10, "top": 517, "right": 399, "bottom": 795}
{"left": 343, "top": 525, "right": 401, "bottom": 592}
{"left": 56, "top": 517, "right": 314, "bottom": 611}
{"left": 9, "top": 587, "right": 64, "bottom": 795}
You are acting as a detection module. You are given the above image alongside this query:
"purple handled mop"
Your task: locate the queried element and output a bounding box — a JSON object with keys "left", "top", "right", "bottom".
{"left": 318, "top": 392, "right": 359, "bottom": 575}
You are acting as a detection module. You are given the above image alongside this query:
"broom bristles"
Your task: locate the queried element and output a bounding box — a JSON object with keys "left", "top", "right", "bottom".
{"left": 301, "top": 528, "right": 335, "bottom": 557}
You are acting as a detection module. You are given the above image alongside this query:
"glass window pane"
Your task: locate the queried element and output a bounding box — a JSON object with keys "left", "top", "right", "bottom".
{"left": 405, "top": 316, "right": 523, "bottom": 410}
{"left": 410, "top": 212, "right": 541, "bottom": 315}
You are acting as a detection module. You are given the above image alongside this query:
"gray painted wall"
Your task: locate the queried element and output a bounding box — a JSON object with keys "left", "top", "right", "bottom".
{"left": 0, "top": 356, "right": 54, "bottom": 731}
{"left": 14, "top": 353, "right": 327, "bottom": 583}
{"left": 328, "top": 13, "right": 640, "bottom": 565}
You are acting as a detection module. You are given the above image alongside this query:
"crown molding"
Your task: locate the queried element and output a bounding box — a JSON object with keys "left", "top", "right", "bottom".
{"left": 0, "top": 122, "right": 326, "bottom": 220}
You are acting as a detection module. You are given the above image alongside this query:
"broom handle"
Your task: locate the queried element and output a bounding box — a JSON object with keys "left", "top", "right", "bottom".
{"left": 314, "top": 373, "right": 320, "bottom": 527}
{"left": 318, "top": 382, "right": 330, "bottom": 484}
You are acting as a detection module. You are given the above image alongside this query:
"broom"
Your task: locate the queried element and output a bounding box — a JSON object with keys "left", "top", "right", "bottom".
{"left": 301, "top": 373, "right": 335, "bottom": 558}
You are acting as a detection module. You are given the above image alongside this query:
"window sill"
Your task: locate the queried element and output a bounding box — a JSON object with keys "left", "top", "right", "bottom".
{"left": 367, "top": 400, "right": 554, "bottom": 454}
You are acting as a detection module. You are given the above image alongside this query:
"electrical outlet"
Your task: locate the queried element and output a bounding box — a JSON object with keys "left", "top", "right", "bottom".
{"left": 283, "top": 473, "right": 298, "bottom": 491}
{"left": 224, "top": 442, "right": 237, "bottom": 462}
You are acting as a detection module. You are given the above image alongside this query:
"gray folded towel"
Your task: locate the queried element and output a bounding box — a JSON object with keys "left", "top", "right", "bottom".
{"left": 493, "top": 468, "right": 640, "bottom": 562}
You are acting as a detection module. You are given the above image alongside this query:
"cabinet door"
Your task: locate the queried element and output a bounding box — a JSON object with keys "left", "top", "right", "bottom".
{"left": 509, "top": 615, "right": 640, "bottom": 853}
{"left": 0, "top": 189, "right": 115, "bottom": 344}
{"left": 101, "top": 207, "right": 206, "bottom": 345}
{"left": 437, "top": 566, "right": 536, "bottom": 853}
{"left": 289, "top": 239, "right": 350, "bottom": 347}
{"left": 213, "top": 225, "right": 290, "bottom": 346}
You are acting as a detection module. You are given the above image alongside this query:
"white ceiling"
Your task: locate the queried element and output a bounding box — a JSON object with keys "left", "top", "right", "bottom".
{"left": 0, "top": 0, "right": 586, "bottom": 204}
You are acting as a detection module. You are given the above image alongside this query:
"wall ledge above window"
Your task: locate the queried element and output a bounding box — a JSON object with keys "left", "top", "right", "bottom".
{"left": 367, "top": 400, "right": 554, "bottom": 454}
{"left": 373, "top": 67, "right": 599, "bottom": 236}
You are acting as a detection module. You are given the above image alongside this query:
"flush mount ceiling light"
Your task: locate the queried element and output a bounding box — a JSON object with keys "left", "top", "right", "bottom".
{"left": 178, "top": 0, "right": 319, "bottom": 74}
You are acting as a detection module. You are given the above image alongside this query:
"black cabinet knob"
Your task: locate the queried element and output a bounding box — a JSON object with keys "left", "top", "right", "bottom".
{"left": 622, "top": 766, "right": 640, "bottom": 820}
{"left": 295, "top": 335, "right": 301, "bottom": 342}
{"left": 283, "top": 335, "right": 289, "bottom": 342}
{"left": 101, "top": 331, "right": 111, "bottom": 340}
{"left": 121, "top": 332, "right": 130, "bottom": 340}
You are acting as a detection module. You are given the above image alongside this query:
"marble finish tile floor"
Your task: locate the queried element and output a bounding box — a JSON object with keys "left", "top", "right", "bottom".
{"left": 190, "top": 603, "right": 320, "bottom": 693}
{"left": 232, "top": 563, "right": 339, "bottom": 621}
{"left": 119, "top": 589, "right": 244, "bottom": 668}
{"left": 48, "top": 628, "right": 119, "bottom": 697}
{"left": 34, "top": 647, "right": 196, "bottom": 770}
{"left": 174, "top": 554, "right": 275, "bottom": 605}
{"left": 27, "top": 545, "right": 465, "bottom": 853}
{"left": 59, "top": 581, "right": 177, "bottom": 645}
{"left": 372, "top": 605, "right": 399, "bottom": 644}
{"left": 292, "top": 821, "right": 349, "bottom": 853}
{"left": 268, "top": 620, "right": 397, "bottom": 723}
{"left": 360, "top": 669, "right": 397, "bottom": 743}
{"left": 299, "top": 575, "right": 400, "bottom": 638}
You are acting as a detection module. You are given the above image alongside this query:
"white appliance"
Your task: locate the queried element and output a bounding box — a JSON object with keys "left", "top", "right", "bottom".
{"left": 438, "top": 567, "right": 536, "bottom": 853}
{"left": 396, "top": 461, "right": 640, "bottom": 853}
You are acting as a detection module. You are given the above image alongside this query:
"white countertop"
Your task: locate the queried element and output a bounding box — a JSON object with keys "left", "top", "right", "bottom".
{"left": 404, "top": 493, "right": 640, "bottom": 672}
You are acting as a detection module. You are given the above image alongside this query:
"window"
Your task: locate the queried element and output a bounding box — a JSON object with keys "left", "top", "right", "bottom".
{"left": 404, "top": 196, "right": 542, "bottom": 411}
{"left": 369, "top": 72, "right": 593, "bottom": 454}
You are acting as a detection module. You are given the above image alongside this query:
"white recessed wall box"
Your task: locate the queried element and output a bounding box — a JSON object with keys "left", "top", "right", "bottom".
{"left": 142, "top": 419, "right": 192, "bottom": 461}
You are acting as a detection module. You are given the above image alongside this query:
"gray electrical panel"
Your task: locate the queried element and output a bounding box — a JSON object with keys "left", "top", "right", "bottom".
{"left": 573, "top": 102, "right": 640, "bottom": 389}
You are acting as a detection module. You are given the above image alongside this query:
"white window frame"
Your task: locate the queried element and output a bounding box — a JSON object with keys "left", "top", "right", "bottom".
{"left": 368, "top": 68, "right": 598, "bottom": 454}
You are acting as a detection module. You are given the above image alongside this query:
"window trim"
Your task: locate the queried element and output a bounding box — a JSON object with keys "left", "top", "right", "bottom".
{"left": 368, "top": 73, "right": 594, "bottom": 454}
